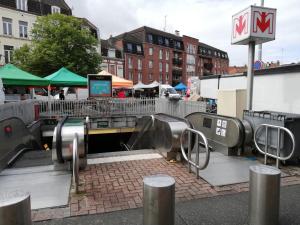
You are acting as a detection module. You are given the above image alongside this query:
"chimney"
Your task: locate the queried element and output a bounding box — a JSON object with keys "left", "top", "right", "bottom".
{"left": 175, "top": 30, "right": 180, "bottom": 36}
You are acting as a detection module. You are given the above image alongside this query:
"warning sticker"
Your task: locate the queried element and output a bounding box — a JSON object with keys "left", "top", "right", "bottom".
{"left": 217, "top": 119, "right": 222, "bottom": 127}
{"left": 216, "top": 127, "right": 221, "bottom": 136}
{"left": 221, "top": 129, "right": 226, "bottom": 137}
{"left": 222, "top": 120, "right": 227, "bottom": 128}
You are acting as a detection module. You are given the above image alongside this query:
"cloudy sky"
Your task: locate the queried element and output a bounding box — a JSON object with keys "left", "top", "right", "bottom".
{"left": 65, "top": 0, "right": 300, "bottom": 66}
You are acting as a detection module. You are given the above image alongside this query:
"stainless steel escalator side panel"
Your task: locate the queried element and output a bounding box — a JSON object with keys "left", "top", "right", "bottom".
{"left": 185, "top": 112, "right": 245, "bottom": 155}
{"left": 52, "top": 119, "right": 86, "bottom": 164}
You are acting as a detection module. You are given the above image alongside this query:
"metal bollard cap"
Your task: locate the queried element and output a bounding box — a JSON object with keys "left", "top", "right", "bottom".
{"left": 250, "top": 165, "right": 281, "bottom": 175}
{"left": 0, "top": 190, "right": 30, "bottom": 207}
{"left": 143, "top": 174, "right": 175, "bottom": 188}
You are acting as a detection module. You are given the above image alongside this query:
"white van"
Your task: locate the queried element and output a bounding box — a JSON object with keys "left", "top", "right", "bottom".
{"left": 159, "top": 84, "right": 181, "bottom": 100}
{"left": 54, "top": 87, "right": 88, "bottom": 100}
{"left": 0, "top": 78, "right": 4, "bottom": 104}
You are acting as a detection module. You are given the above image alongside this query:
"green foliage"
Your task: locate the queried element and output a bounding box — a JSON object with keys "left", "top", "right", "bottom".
{"left": 12, "top": 13, "right": 101, "bottom": 76}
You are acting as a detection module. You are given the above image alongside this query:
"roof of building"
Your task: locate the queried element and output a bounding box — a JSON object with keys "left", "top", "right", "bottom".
{"left": 32, "top": 0, "right": 71, "bottom": 11}
{"left": 114, "top": 32, "right": 143, "bottom": 44}
{"left": 198, "top": 42, "right": 227, "bottom": 54}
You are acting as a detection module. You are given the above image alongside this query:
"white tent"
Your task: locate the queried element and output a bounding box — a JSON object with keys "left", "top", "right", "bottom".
{"left": 133, "top": 81, "right": 149, "bottom": 90}
{"left": 148, "top": 80, "right": 160, "bottom": 88}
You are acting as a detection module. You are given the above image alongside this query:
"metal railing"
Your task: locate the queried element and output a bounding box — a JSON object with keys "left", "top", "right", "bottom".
{"left": 73, "top": 133, "right": 79, "bottom": 194}
{"left": 0, "top": 98, "right": 207, "bottom": 122}
{"left": 155, "top": 99, "right": 206, "bottom": 118}
{"left": 38, "top": 98, "right": 156, "bottom": 118}
{"left": 254, "top": 124, "right": 296, "bottom": 168}
{"left": 180, "top": 128, "right": 210, "bottom": 178}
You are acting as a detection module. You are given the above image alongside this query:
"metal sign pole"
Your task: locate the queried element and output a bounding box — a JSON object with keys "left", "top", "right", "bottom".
{"left": 257, "top": 0, "right": 265, "bottom": 61}
{"left": 247, "top": 41, "right": 255, "bottom": 110}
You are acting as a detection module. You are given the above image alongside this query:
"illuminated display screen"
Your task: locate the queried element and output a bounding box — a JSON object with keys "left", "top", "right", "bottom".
{"left": 88, "top": 75, "right": 112, "bottom": 97}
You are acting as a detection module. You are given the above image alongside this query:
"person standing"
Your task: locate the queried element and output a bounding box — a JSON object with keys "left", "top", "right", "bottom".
{"left": 59, "top": 89, "right": 65, "bottom": 100}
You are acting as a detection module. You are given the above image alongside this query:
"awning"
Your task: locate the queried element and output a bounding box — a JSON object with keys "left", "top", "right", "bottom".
{"left": 44, "top": 67, "right": 87, "bottom": 86}
{"left": 98, "top": 70, "right": 133, "bottom": 88}
{"left": 0, "top": 64, "right": 49, "bottom": 86}
{"left": 174, "top": 82, "right": 187, "bottom": 91}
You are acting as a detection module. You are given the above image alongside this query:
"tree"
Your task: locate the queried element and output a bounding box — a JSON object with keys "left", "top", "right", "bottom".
{"left": 12, "top": 13, "right": 101, "bottom": 76}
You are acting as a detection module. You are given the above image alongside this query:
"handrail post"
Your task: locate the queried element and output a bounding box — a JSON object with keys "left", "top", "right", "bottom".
{"left": 264, "top": 126, "right": 268, "bottom": 165}
{"left": 276, "top": 127, "right": 280, "bottom": 168}
{"left": 195, "top": 134, "right": 199, "bottom": 178}
{"left": 188, "top": 131, "right": 192, "bottom": 173}
{"left": 180, "top": 128, "right": 210, "bottom": 178}
{"left": 254, "top": 124, "right": 296, "bottom": 168}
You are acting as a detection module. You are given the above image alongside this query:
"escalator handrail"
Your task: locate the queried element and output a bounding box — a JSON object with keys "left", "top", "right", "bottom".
{"left": 73, "top": 133, "right": 79, "bottom": 194}
{"left": 55, "top": 116, "right": 69, "bottom": 163}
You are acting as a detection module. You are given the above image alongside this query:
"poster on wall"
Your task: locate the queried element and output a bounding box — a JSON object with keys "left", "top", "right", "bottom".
{"left": 88, "top": 74, "right": 112, "bottom": 98}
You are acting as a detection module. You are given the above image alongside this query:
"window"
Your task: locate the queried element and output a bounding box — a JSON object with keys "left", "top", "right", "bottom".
{"left": 127, "top": 43, "right": 133, "bottom": 52}
{"left": 138, "top": 72, "right": 142, "bottom": 81}
{"left": 149, "top": 73, "right": 153, "bottom": 80}
{"left": 165, "top": 38, "right": 169, "bottom": 46}
{"left": 128, "top": 57, "right": 132, "bottom": 69}
{"left": 147, "top": 34, "right": 153, "bottom": 43}
{"left": 137, "top": 45, "right": 142, "bottom": 53}
{"left": 187, "top": 54, "right": 195, "bottom": 65}
{"left": 128, "top": 71, "right": 133, "bottom": 80}
{"left": 175, "top": 41, "right": 181, "bottom": 49}
{"left": 101, "top": 63, "right": 108, "bottom": 71}
{"left": 158, "top": 36, "right": 163, "bottom": 45}
{"left": 117, "top": 65, "right": 123, "bottom": 77}
{"left": 166, "top": 51, "right": 169, "bottom": 60}
{"left": 2, "top": 18, "right": 12, "bottom": 36}
{"left": 4, "top": 45, "right": 14, "bottom": 63}
{"left": 166, "top": 63, "right": 169, "bottom": 73}
{"left": 108, "top": 49, "right": 115, "bottom": 58}
{"left": 159, "top": 49, "right": 163, "bottom": 60}
{"left": 159, "top": 74, "right": 163, "bottom": 83}
{"left": 149, "top": 60, "right": 153, "bottom": 69}
{"left": 149, "top": 47, "right": 153, "bottom": 56}
{"left": 138, "top": 59, "right": 142, "bottom": 70}
{"left": 166, "top": 73, "right": 169, "bottom": 83}
{"left": 51, "top": 6, "right": 61, "bottom": 14}
{"left": 16, "top": 0, "right": 27, "bottom": 11}
{"left": 109, "top": 64, "right": 115, "bottom": 74}
{"left": 159, "top": 62, "right": 163, "bottom": 72}
{"left": 19, "top": 21, "right": 28, "bottom": 38}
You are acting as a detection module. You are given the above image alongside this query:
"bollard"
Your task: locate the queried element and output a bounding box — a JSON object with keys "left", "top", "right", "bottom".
{"left": 143, "top": 174, "right": 175, "bottom": 225}
{"left": 249, "top": 165, "right": 281, "bottom": 225}
{"left": 0, "top": 190, "right": 32, "bottom": 225}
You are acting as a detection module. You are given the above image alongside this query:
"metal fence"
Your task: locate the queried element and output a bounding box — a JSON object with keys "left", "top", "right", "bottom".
{"left": 0, "top": 100, "right": 35, "bottom": 124}
{"left": 38, "top": 98, "right": 156, "bottom": 118}
{"left": 155, "top": 99, "right": 207, "bottom": 118}
{"left": 0, "top": 98, "right": 207, "bottom": 123}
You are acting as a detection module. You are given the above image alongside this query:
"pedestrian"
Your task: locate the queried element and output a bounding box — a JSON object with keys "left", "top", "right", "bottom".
{"left": 59, "top": 89, "right": 65, "bottom": 100}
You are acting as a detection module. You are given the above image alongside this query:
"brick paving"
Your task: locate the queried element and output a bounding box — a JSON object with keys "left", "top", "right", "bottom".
{"left": 31, "top": 158, "right": 300, "bottom": 222}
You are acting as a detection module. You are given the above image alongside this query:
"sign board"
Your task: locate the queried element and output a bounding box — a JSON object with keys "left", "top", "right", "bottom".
{"left": 232, "top": 5, "right": 276, "bottom": 45}
{"left": 88, "top": 74, "right": 112, "bottom": 98}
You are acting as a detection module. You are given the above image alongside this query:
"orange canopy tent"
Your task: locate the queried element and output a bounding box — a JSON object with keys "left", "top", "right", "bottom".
{"left": 98, "top": 71, "right": 133, "bottom": 89}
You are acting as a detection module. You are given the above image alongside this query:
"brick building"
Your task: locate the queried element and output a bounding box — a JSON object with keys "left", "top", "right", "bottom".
{"left": 101, "top": 26, "right": 229, "bottom": 85}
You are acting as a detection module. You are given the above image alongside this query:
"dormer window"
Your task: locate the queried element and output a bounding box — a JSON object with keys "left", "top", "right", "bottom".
{"left": 108, "top": 49, "right": 115, "bottom": 58}
{"left": 51, "top": 6, "right": 61, "bottom": 14}
{"left": 16, "top": 0, "right": 28, "bottom": 11}
{"left": 136, "top": 45, "right": 142, "bottom": 53}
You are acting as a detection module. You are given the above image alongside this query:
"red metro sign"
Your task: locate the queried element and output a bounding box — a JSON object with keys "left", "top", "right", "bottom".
{"left": 232, "top": 6, "right": 276, "bottom": 45}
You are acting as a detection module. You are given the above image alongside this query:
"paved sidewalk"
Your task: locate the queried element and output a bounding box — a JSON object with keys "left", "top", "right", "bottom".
{"left": 34, "top": 184, "right": 300, "bottom": 225}
{"left": 31, "top": 157, "right": 300, "bottom": 221}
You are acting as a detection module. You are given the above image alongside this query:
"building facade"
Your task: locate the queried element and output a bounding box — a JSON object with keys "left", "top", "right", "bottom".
{"left": 102, "top": 26, "right": 229, "bottom": 85}
{"left": 101, "top": 37, "right": 124, "bottom": 77}
{"left": 0, "top": 0, "right": 100, "bottom": 66}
